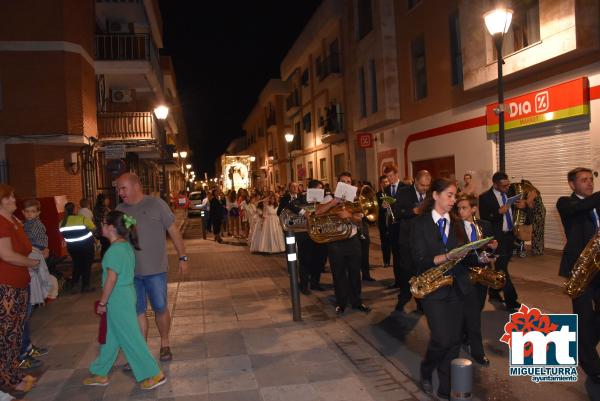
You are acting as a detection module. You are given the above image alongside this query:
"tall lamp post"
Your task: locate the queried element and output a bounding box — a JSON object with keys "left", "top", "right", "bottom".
{"left": 154, "top": 105, "right": 169, "bottom": 201}
{"left": 285, "top": 132, "right": 295, "bottom": 184}
{"left": 484, "top": 7, "right": 513, "bottom": 173}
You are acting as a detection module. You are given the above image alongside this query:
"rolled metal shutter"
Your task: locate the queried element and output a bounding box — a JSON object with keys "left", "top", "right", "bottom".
{"left": 503, "top": 128, "right": 592, "bottom": 250}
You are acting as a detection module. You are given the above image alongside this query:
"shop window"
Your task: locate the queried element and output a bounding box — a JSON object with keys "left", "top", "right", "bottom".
{"left": 358, "top": 66, "right": 367, "bottom": 117}
{"left": 449, "top": 11, "right": 463, "bottom": 86}
{"left": 356, "top": 0, "right": 373, "bottom": 40}
{"left": 319, "top": 158, "right": 327, "bottom": 179}
{"left": 411, "top": 35, "right": 427, "bottom": 100}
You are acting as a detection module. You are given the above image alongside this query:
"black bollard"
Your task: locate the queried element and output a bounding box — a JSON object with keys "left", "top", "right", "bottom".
{"left": 451, "top": 358, "right": 472, "bottom": 401}
{"left": 285, "top": 230, "right": 302, "bottom": 321}
{"left": 200, "top": 210, "right": 207, "bottom": 239}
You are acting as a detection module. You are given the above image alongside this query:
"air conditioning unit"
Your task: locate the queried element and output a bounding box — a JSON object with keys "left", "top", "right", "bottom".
{"left": 111, "top": 89, "right": 133, "bottom": 103}
{"left": 109, "top": 21, "right": 130, "bottom": 34}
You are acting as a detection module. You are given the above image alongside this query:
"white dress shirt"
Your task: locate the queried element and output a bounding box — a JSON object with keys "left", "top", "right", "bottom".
{"left": 493, "top": 188, "right": 513, "bottom": 232}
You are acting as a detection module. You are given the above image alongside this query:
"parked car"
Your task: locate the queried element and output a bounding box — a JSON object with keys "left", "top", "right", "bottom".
{"left": 187, "top": 191, "right": 208, "bottom": 217}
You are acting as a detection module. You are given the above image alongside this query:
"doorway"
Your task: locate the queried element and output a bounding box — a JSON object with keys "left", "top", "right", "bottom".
{"left": 412, "top": 155, "right": 455, "bottom": 180}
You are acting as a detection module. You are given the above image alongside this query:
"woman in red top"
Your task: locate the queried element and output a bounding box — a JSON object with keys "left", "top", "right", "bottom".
{"left": 0, "top": 184, "right": 40, "bottom": 393}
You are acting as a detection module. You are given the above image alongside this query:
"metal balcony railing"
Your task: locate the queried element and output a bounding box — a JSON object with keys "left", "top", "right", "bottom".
{"left": 97, "top": 112, "right": 156, "bottom": 141}
{"left": 95, "top": 34, "right": 163, "bottom": 90}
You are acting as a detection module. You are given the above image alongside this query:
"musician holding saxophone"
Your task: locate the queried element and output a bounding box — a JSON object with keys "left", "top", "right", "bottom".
{"left": 557, "top": 167, "right": 600, "bottom": 384}
{"left": 410, "top": 178, "right": 493, "bottom": 399}
{"left": 315, "top": 172, "right": 370, "bottom": 314}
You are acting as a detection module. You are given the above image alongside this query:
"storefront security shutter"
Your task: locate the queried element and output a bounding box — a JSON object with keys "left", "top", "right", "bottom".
{"left": 503, "top": 127, "right": 592, "bottom": 250}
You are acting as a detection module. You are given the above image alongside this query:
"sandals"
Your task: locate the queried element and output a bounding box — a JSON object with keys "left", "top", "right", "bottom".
{"left": 159, "top": 346, "right": 172, "bottom": 362}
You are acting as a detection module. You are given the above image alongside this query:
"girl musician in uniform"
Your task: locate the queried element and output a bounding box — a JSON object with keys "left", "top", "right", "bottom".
{"left": 411, "top": 178, "right": 490, "bottom": 399}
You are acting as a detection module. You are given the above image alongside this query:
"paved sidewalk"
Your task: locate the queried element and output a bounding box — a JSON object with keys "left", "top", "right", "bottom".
{"left": 24, "top": 228, "right": 429, "bottom": 401}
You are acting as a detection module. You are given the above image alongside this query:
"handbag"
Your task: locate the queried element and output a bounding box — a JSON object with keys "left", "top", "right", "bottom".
{"left": 514, "top": 225, "right": 533, "bottom": 241}
{"left": 94, "top": 300, "right": 107, "bottom": 344}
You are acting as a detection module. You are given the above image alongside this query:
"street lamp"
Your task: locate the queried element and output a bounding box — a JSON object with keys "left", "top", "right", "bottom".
{"left": 179, "top": 151, "right": 188, "bottom": 158}
{"left": 153, "top": 105, "right": 169, "bottom": 201}
{"left": 484, "top": 7, "right": 513, "bottom": 173}
{"left": 285, "top": 132, "right": 295, "bottom": 183}
{"left": 186, "top": 163, "right": 192, "bottom": 170}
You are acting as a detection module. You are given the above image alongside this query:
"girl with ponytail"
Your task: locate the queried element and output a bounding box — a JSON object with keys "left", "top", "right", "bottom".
{"left": 83, "top": 211, "right": 166, "bottom": 390}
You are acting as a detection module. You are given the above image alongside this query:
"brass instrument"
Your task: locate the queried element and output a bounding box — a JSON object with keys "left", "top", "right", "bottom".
{"left": 564, "top": 229, "right": 600, "bottom": 298}
{"left": 307, "top": 185, "right": 379, "bottom": 244}
{"left": 279, "top": 203, "right": 316, "bottom": 233}
{"left": 468, "top": 217, "right": 506, "bottom": 289}
{"left": 509, "top": 179, "right": 536, "bottom": 240}
{"left": 409, "top": 237, "right": 493, "bottom": 299}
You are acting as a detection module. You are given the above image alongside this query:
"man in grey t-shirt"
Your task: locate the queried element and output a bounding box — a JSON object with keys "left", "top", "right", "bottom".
{"left": 116, "top": 173, "right": 189, "bottom": 362}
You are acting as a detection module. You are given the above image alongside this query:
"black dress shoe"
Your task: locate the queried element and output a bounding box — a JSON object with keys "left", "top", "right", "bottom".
{"left": 311, "top": 285, "right": 326, "bottom": 291}
{"left": 335, "top": 306, "right": 345, "bottom": 315}
{"left": 362, "top": 276, "right": 376, "bottom": 282}
{"left": 506, "top": 302, "right": 521, "bottom": 313}
{"left": 352, "top": 304, "right": 371, "bottom": 313}
{"left": 488, "top": 295, "right": 505, "bottom": 303}
{"left": 472, "top": 354, "right": 490, "bottom": 367}
{"left": 386, "top": 283, "right": 401, "bottom": 290}
{"left": 419, "top": 375, "right": 433, "bottom": 395}
{"left": 436, "top": 390, "right": 450, "bottom": 400}
{"left": 300, "top": 288, "right": 311, "bottom": 295}
{"left": 383, "top": 263, "right": 391, "bottom": 267}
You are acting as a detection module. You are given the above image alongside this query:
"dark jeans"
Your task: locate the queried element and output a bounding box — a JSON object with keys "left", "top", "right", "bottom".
{"left": 377, "top": 222, "right": 391, "bottom": 265}
{"left": 490, "top": 231, "right": 518, "bottom": 306}
{"left": 327, "top": 236, "right": 362, "bottom": 307}
{"left": 421, "top": 289, "right": 464, "bottom": 395}
{"left": 68, "top": 239, "right": 95, "bottom": 290}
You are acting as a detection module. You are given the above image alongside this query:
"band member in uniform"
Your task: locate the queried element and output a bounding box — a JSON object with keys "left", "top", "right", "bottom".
{"left": 478, "top": 172, "right": 525, "bottom": 312}
{"left": 277, "top": 182, "right": 313, "bottom": 294}
{"left": 316, "top": 172, "right": 370, "bottom": 314}
{"left": 455, "top": 193, "right": 497, "bottom": 366}
{"left": 394, "top": 170, "right": 431, "bottom": 311}
{"left": 382, "top": 164, "right": 407, "bottom": 289}
{"left": 305, "top": 179, "right": 328, "bottom": 291}
{"left": 376, "top": 175, "right": 391, "bottom": 267}
{"left": 557, "top": 167, "right": 600, "bottom": 383}
{"left": 411, "top": 178, "right": 485, "bottom": 399}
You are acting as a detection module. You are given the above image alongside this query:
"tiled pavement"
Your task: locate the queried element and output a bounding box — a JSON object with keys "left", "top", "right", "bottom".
{"left": 24, "top": 221, "right": 430, "bottom": 401}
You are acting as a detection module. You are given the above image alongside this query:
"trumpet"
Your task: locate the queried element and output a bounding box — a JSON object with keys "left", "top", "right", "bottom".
{"left": 381, "top": 194, "right": 397, "bottom": 225}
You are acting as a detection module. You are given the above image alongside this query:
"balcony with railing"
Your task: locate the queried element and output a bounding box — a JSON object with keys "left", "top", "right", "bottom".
{"left": 266, "top": 109, "right": 277, "bottom": 131}
{"left": 321, "top": 104, "right": 345, "bottom": 144}
{"left": 97, "top": 112, "right": 158, "bottom": 141}
{"left": 94, "top": 33, "right": 163, "bottom": 91}
{"left": 317, "top": 53, "right": 342, "bottom": 81}
{"left": 285, "top": 89, "right": 300, "bottom": 113}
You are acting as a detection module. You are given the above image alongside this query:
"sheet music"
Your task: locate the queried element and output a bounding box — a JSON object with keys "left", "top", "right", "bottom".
{"left": 306, "top": 188, "right": 324, "bottom": 203}
{"left": 334, "top": 182, "right": 357, "bottom": 201}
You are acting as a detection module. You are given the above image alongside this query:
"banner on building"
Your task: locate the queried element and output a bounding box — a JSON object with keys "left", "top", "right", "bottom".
{"left": 486, "top": 77, "right": 590, "bottom": 134}
{"left": 377, "top": 149, "right": 398, "bottom": 175}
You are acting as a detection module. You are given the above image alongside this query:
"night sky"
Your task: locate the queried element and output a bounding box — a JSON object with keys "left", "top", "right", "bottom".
{"left": 159, "top": 1, "right": 322, "bottom": 177}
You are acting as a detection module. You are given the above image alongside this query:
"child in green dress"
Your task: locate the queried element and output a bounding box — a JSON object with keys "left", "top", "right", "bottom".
{"left": 83, "top": 211, "right": 166, "bottom": 390}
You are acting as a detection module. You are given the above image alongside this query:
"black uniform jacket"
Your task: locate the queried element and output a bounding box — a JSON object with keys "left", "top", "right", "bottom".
{"left": 556, "top": 192, "right": 600, "bottom": 278}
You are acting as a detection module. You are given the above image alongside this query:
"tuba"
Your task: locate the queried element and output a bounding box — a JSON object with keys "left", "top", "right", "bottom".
{"left": 279, "top": 203, "right": 315, "bottom": 233}
{"left": 307, "top": 185, "right": 379, "bottom": 244}
{"left": 468, "top": 217, "right": 506, "bottom": 289}
{"left": 509, "top": 179, "right": 536, "bottom": 240}
{"left": 564, "top": 230, "right": 600, "bottom": 298}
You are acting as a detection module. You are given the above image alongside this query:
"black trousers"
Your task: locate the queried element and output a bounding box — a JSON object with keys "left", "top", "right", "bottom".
{"left": 421, "top": 289, "right": 464, "bottom": 395}
{"left": 396, "top": 243, "right": 415, "bottom": 306}
{"left": 389, "top": 224, "right": 401, "bottom": 285}
{"left": 67, "top": 239, "right": 95, "bottom": 289}
{"left": 463, "top": 284, "right": 487, "bottom": 357}
{"left": 491, "top": 231, "right": 518, "bottom": 306}
{"left": 573, "top": 283, "right": 600, "bottom": 376}
{"left": 377, "top": 221, "right": 391, "bottom": 265}
{"left": 297, "top": 233, "right": 326, "bottom": 289}
{"left": 327, "top": 236, "right": 362, "bottom": 307}
{"left": 360, "top": 235, "right": 370, "bottom": 278}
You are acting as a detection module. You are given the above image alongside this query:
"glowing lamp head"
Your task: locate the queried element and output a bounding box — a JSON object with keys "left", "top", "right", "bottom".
{"left": 484, "top": 8, "right": 513, "bottom": 36}
{"left": 153, "top": 105, "right": 169, "bottom": 120}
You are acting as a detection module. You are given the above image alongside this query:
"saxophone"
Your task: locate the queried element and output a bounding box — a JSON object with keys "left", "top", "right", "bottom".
{"left": 564, "top": 229, "right": 600, "bottom": 298}
{"left": 468, "top": 217, "right": 506, "bottom": 289}
{"left": 409, "top": 257, "right": 465, "bottom": 299}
